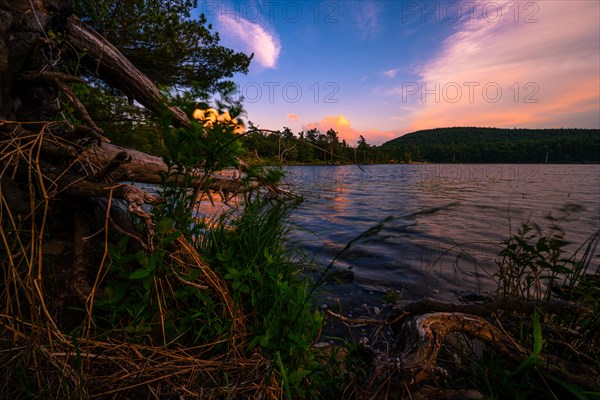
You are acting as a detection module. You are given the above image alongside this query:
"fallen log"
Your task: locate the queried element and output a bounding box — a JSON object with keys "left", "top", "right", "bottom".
{"left": 87, "top": 141, "right": 262, "bottom": 194}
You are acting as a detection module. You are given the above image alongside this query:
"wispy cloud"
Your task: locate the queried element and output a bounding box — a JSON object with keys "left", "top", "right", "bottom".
{"left": 303, "top": 115, "right": 397, "bottom": 145}
{"left": 383, "top": 68, "right": 399, "bottom": 78}
{"left": 403, "top": 0, "right": 600, "bottom": 130}
{"left": 353, "top": 1, "right": 382, "bottom": 40}
{"left": 218, "top": 15, "right": 281, "bottom": 69}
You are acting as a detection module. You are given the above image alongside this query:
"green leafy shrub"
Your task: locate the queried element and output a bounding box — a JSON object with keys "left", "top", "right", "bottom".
{"left": 467, "top": 214, "right": 600, "bottom": 400}
{"left": 496, "top": 205, "right": 598, "bottom": 302}
{"left": 201, "top": 198, "right": 326, "bottom": 395}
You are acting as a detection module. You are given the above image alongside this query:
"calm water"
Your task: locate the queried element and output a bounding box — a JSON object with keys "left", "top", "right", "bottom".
{"left": 282, "top": 164, "right": 600, "bottom": 308}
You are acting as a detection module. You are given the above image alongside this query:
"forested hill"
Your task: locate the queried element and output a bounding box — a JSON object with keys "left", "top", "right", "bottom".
{"left": 380, "top": 128, "right": 600, "bottom": 163}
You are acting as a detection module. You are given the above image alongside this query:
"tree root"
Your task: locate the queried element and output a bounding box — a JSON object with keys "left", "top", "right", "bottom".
{"left": 329, "top": 297, "right": 600, "bottom": 396}
{"left": 389, "top": 297, "right": 590, "bottom": 329}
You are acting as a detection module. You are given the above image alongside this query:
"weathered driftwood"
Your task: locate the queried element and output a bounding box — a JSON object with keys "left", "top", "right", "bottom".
{"left": 356, "top": 311, "right": 525, "bottom": 387}
{"left": 397, "top": 312, "right": 525, "bottom": 375}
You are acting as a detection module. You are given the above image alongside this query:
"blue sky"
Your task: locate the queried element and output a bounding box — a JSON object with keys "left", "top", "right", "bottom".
{"left": 196, "top": 1, "right": 600, "bottom": 145}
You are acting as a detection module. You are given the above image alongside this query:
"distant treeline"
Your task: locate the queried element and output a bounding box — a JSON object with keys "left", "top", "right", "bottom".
{"left": 109, "top": 125, "right": 599, "bottom": 164}
{"left": 380, "top": 128, "right": 600, "bottom": 163}
{"left": 240, "top": 127, "right": 600, "bottom": 164}
{"left": 240, "top": 127, "right": 381, "bottom": 164}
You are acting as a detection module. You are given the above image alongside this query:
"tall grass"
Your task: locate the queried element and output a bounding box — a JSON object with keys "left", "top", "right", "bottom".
{"left": 200, "top": 198, "right": 327, "bottom": 396}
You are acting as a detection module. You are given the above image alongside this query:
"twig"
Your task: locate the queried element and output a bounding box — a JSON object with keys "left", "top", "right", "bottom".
{"left": 169, "top": 264, "right": 209, "bottom": 290}
{"left": 326, "top": 310, "right": 388, "bottom": 327}
{"left": 16, "top": 72, "right": 108, "bottom": 140}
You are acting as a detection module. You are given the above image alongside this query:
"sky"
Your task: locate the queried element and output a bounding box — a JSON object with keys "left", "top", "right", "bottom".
{"left": 195, "top": 0, "right": 600, "bottom": 145}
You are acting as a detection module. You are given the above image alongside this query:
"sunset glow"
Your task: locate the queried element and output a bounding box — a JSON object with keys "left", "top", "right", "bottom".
{"left": 198, "top": 0, "right": 599, "bottom": 144}
{"left": 193, "top": 107, "right": 245, "bottom": 134}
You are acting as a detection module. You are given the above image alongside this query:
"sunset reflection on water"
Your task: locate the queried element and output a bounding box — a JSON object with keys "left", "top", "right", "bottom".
{"left": 283, "top": 164, "right": 600, "bottom": 307}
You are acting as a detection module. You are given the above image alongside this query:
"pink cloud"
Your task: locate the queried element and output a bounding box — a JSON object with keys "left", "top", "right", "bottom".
{"left": 302, "top": 115, "right": 397, "bottom": 145}
{"left": 286, "top": 113, "right": 301, "bottom": 122}
{"left": 404, "top": 0, "right": 599, "bottom": 131}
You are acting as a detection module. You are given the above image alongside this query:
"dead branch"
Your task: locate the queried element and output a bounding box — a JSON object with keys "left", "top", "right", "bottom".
{"left": 168, "top": 264, "right": 209, "bottom": 290}
{"left": 16, "top": 71, "right": 108, "bottom": 139}
{"left": 121, "top": 184, "right": 162, "bottom": 238}
{"left": 65, "top": 16, "right": 191, "bottom": 129}
{"left": 91, "top": 150, "right": 131, "bottom": 182}
{"left": 96, "top": 201, "right": 149, "bottom": 252}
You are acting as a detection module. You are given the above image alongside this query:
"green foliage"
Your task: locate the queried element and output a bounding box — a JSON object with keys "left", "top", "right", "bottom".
{"left": 495, "top": 205, "right": 598, "bottom": 302}
{"left": 90, "top": 102, "right": 248, "bottom": 345}
{"left": 195, "top": 186, "right": 366, "bottom": 398}
{"left": 240, "top": 126, "right": 378, "bottom": 164}
{"left": 468, "top": 309, "right": 594, "bottom": 400}
{"left": 382, "top": 289, "right": 403, "bottom": 304}
{"left": 93, "top": 223, "right": 230, "bottom": 345}
{"left": 74, "top": 0, "right": 251, "bottom": 95}
{"left": 496, "top": 222, "right": 570, "bottom": 301}
{"left": 70, "top": 0, "right": 252, "bottom": 154}
{"left": 163, "top": 99, "right": 245, "bottom": 173}
{"left": 202, "top": 199, "right": 325, "bottom": 394}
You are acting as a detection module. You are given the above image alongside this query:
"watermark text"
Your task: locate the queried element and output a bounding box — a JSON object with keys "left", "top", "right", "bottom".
{"left": 401, "top": 81, "right": 539, "bottom": 104}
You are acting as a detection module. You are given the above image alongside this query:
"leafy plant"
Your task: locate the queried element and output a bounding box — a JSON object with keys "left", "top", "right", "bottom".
{"left": 201, "top": 198, "right": 325, "bottom": 395}
{"left": 90, "top": 100, "right": 248, "bottom": 345}
{"left": 496, "top": 221, "right": 568, "bottom": 301}
{"left": 461, "top": 216, "right": 600, "bottom": 399}
{"left": 495, "top": 205, "right": 598, "bottom": 303}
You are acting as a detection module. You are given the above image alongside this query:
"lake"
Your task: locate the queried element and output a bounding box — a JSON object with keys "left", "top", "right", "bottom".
{"left": 281, "top": 164, "right": 600, "bottom": 311}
